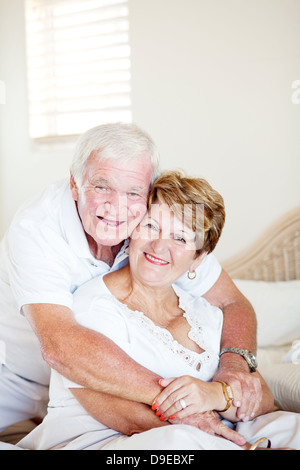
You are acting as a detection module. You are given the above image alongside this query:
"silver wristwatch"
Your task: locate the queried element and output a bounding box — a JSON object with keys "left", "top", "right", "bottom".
{"left": 219, "top": 347, "right": 258, "bottom": 372}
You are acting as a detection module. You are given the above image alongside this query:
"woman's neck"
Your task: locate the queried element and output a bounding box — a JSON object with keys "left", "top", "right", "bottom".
{"left": 104, "top": 265, "right": 182, "bottom": 326}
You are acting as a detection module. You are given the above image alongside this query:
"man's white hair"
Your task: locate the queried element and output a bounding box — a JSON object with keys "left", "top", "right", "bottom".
{"left": 70, "top": 122, "right": 161, "bottom": 186}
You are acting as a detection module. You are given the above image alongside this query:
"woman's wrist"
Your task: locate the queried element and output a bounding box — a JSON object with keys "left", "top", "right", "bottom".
{"left": 213, "top": 381, "right": 228, "bottom": 411}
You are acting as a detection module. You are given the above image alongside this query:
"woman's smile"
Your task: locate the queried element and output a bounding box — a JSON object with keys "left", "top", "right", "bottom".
{"left": 143, "top": 252, "right": 170, "bottom": 266}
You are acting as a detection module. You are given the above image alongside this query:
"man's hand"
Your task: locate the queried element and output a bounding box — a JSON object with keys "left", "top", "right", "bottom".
{"left": 203, "top": 270, "right": 263, "bottom": 420}
{"left": 213, "top": 359, "right": 263, "bottom": 421}
{"left": 169, "top": 411, "right": 246, "bottom": 447}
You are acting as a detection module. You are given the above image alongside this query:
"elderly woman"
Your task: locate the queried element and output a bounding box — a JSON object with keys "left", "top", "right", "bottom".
{"left": 18, "top": 171, "right": 299, "bottom": 450}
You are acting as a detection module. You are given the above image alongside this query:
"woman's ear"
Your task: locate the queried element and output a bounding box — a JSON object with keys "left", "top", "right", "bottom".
{"left": 70, "top": 173, "right": 79, "bottom": 201}
{"left": 189, "top": 252, "right": 207, "bottom": 274}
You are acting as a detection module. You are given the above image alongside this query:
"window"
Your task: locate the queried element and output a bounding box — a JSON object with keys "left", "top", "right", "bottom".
{"left": 25, "top": 0, "right": 132, "bottom": 140}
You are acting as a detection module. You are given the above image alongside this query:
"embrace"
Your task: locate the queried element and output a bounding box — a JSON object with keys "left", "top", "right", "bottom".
{"left": 0, "top": 123, "right": 299, "bottom": 450}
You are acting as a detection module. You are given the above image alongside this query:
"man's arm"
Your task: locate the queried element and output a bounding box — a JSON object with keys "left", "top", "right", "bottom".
{"left": 203, "top": 269, "right": 257, "bottom": 353}
{"left": 203, "top": 269, "right": 263, "bottom": 420}
{"left": 71, "top": 388, "right": 167, "bottom": 436}
{"left": 23, "top": 303, "right": 162, "bottom": 405}
{"left": 70, "top": 388, "right": 247, "bottom": 446}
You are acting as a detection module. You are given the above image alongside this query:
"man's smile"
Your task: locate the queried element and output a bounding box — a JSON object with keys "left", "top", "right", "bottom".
{"left": 97, "top": 216, "right": 125, "bottom": 227}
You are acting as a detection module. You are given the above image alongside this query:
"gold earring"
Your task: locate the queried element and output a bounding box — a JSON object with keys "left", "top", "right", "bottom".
{"left": 187, "top": 270, "right": 196, "bottom": 280}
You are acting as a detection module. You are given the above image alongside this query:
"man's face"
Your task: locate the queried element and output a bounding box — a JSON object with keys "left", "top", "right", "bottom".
{"left": 71, "top": 152, "right": 153, "bottom": 247}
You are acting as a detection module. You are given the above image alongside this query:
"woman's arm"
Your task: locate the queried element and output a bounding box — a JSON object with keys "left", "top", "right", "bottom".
{"left": 152, "top": 371, "right": 274, "bottom": 423}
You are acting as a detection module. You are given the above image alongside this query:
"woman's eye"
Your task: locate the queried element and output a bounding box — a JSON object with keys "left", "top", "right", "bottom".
{"left": 146, "top": 223, "right": 158, "bottom": 231}
{"left": 174, "top": 236, "right": 186, "bottom": 243}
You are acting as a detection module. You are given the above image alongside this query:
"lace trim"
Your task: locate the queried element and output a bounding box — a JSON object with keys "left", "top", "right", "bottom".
{"left": 102, "top": 292, "right": 218, "bottom": 372}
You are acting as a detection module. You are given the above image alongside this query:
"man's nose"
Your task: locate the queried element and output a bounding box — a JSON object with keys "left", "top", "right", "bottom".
{"left": 104, "top": 192, "right": 128, "bottom": 217}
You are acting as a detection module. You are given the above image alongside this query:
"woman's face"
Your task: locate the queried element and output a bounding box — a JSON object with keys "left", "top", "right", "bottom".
{"left": 129, "top": 202, "right": 205, "bottom": 287}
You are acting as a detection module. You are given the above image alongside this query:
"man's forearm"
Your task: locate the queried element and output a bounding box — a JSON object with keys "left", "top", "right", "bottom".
{"left": 220, "top": 297, "right": 257, "bottom": 356}
{"left": 58, "top": 324, "right": 163, "bottom": 405}
{"left": 24, "top": 303, "right": 162, "bottom": 405}
{"left": 203, "top": 270, "right": 257, "bottom": 357}
{"left": 71, "top": 388, "right": 167, "bottom": 436}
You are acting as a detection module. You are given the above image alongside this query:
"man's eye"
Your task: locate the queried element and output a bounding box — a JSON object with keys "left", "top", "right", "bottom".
{"left": 128, "top": 192, "right": 141, "bottom": 199}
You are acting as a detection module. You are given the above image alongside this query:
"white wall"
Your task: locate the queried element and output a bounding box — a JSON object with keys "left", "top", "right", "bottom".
{"left": 129, "top": 0, "right": 300, "bottom": 261}
{"left": 0, "top": 0, "right": 299, "bottom": 262}
{"left": 0, "top": 0, "right": 73, "bottom": 236}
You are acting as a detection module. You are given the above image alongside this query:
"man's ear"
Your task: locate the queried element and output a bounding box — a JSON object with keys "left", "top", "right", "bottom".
{"left": 70, "top": 173, "right": 79, "bottom": 201}
{"left": 189, "top": 252, "right": 207, "bottom": 274}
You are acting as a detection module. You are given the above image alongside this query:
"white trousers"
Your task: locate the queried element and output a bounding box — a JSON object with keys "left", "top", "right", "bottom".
{"left": 0, "top": 365, "right": 48, "bottom": 433}
{"left": 15, "top": 410, "right": 299, "bottom": 451}
{"left": 3, "top": 410, "right": 300, "bottom": 451}
{"left": 100, "top": 412, "right": 300, "bottom": 451}
{"left": 100, "top": 424, "right": 242, "bottom": 451}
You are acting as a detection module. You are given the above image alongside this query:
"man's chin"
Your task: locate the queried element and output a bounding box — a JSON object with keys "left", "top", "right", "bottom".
{"left": 94, "top": 220, "right": 140, "bottom": 246}
{"left": 94, "top": 229, "right": 130, "bottom": 247}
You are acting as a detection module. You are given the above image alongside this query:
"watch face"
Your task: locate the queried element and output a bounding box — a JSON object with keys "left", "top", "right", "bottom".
{"left": 249, "top": 352, "right": 257, "bottom": 367}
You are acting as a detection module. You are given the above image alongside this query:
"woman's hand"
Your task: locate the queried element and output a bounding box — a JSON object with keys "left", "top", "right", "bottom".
{"left": 152, "top": 376, "right": 227, "bottom": 421}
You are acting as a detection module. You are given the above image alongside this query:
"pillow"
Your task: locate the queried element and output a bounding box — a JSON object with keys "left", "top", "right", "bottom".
{"left": 233, "top": 280, "right": 300, "bottom": 348}
{"left": 259, "top": 363, "right": 300, "bottom": 413}
{"left": 282, "top": 340, "right": 300, "bottom": 365}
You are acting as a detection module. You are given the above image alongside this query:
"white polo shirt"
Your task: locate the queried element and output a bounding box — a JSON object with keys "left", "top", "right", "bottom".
{"left": 0, "top": 179, "right": 221, "bottom": 386}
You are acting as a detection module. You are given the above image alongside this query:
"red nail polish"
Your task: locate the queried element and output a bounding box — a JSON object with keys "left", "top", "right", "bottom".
{"left": 155, "top": 410, "right": 162, "bottom": 417}
{"left": 151, "top": 402, "right": 158, "bottom": 411}
{"left": 159, "top": 414, "right": 166, "bottom": 421}
{"left": 169, "top": 415, "right": 176, "bottom": 420}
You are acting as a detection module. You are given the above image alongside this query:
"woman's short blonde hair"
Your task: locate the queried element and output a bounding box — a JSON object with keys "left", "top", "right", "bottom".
{"left": 148, "top": 170, "right": 225, "bottom": 257}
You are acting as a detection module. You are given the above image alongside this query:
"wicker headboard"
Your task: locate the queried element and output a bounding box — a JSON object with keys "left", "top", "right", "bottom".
{"left": 222, "top": 206, "right": 300, "bottom": 281}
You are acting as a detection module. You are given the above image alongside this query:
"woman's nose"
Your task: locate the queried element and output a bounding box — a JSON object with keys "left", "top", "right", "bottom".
{"left": 150, "top": 235, "right": 170, "bottom": 254}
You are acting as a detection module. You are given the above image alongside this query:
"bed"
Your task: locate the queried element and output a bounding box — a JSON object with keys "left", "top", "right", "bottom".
{"left": 222, "top": 205, "right": 300, "bottom": 413}
{"left": 1, "top": 206, "right": 299, "bottom": 445}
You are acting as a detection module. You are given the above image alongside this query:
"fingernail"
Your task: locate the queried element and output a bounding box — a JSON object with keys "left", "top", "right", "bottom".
{"left": 235, "top": 401, "right": 241, "bottom": 407}
{"left": 169, "top": 415, "right": 176, "bottom": 420}
{"left": 151, "top": 402, "right": 158, "bottom": 411}
{"left": 155, "top": 410, "right": 162, "bottom": 417}
{"left": 159, "top": 414, "right": 166, "bottom": 421}
{"left": 242, "top": 416, "right": 249, "bottom": 422}
{"left": 239, "top": 413, "right": 245, "bottom": 419}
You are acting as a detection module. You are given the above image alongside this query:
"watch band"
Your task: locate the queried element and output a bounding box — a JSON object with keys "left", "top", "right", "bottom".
{"left": 215, "top": 380, "right": 234, "bottom": 412}
{"left": 219, "top": 347, "right": 258, "bottom": 372}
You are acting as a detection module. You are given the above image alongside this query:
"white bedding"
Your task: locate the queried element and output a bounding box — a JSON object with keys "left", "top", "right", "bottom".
{"left": 234, "top": 279, "right": 300, "bottom": 413}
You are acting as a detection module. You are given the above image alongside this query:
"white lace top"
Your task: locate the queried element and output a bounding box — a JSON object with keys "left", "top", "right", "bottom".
{"left": 28, "top": 273, "right": 223, "bottom": 449}
{"left": 67, "top": 274, "right": 223, "bottom": 384}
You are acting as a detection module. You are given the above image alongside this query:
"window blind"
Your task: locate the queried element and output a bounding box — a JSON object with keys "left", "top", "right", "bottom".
{"left": 25, "top": 0, "right": 132, "bottom": 140}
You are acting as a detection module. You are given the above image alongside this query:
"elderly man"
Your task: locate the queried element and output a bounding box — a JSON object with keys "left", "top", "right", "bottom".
{"left": 0, "top": 123, "right": 259, "bottom": 442}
